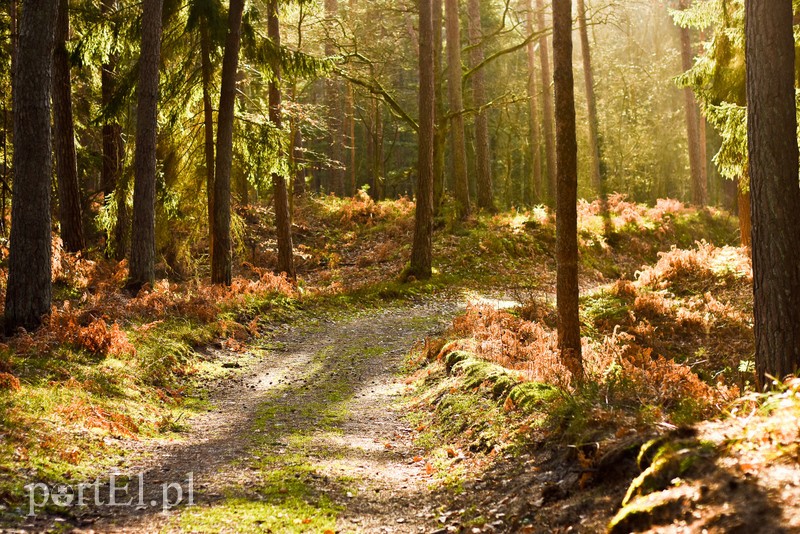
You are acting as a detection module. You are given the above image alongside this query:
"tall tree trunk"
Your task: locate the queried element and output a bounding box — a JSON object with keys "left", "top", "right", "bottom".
{"left": 211, "top": 0, "right": 245, "bottom": 285}
{"left": 268, "top": 0, "right": 295, "bottom": 280}
{"left": 324, "top": 0, "right": 344, "bottom": 196}
{"left": 100, "top": 0, "right": 121, "bottom": 196}
{"left": 444, "top": 0, "right": 471, "bottom": 218}
{"left": 128, "top": 0, "right": 164, "bottom": 291}
{"left": 100, "top": 0, "right": 127, "bottom": 260}
{"left": 576, "top": 0, "right": 601, "bottom": 197}
{"left": 745, "top": 0, "right": 800, "bottom": 388}
{"left": 525, "top": 0, "right": 542, "bottom": 205}
{"left": 409, "top": 0, "right": 435, "bottom": 280}
{"left": 200, "top": 21, "right": 216, "bottom": 261}
{"left": 679, "top": 0, "right": 707, "bottom": 206}
{"left": 432, "top": 0, "right": 446, "bottom": 214}
{"left": 576, "top": 0, "right": 610, "bottom": 233}
{"left": 52, "top": 0, "right": 85, "bottom": 253}
{"left": 467, "top": 0, "right": 494, "bottom": 212}
{"left": 553, "top": 0, "right": 583, "bottom": 382}
{"left": 536, "top": 0, "right": 556, "bottom": 205}
{"left": 5, "top": 0, "right": 59, "bottom": 333}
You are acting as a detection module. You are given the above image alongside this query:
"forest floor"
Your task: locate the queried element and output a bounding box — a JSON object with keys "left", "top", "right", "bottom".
{"left": 24, "top": 298, "right": 464, "bottom": 533}
{"left": 3, "top": 195, "right": 800, "bottom": 533}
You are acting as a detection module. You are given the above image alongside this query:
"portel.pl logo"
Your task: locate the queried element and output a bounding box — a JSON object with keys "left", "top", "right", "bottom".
{"left": 24, "top": 472, "right": 194, "bottom": 517}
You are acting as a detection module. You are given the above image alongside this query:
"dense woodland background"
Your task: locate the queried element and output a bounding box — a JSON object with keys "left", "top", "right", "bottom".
{"left": 0, "top": 0, "right": 741, "bottom": 269}
{"left": 2, "top": 0, "right": 800, "bottom": 531}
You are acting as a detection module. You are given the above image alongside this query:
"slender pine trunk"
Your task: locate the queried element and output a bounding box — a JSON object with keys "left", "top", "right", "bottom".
{"left": 467, "top": 0, "right": 494, "bottom": 213}
{"left": 128, "top": 0, "right": 164, "bottom": 291}
{"left": 525, "top": 0, "right": 542, "bottom": 205}
{"left": 536, "top": 0, "right": 556, "bottom": 206}
{"left": 553, "top": 0, "right": 583, "bottom": 382}
{"left": 445, "top": 0, "right": 471, "bottom": 218}
{"left": 211, "top": 0, "right": 245, "bottom": 285}
{"left": 52, "top": 0, "right": 85, "bottom": 253}
{"left": 268, "top": 0, "right": 296, "bottom": 279}
{"left": 409, "top": 0, "right": 436, "bottom": 280}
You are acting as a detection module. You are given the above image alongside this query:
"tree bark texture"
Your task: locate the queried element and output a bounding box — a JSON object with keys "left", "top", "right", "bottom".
{"left": 5, "top": 0, "right": 59, "bottom": 333}
{"left": 745, "top": 0, "right": 800, "bottom": 388}
{"left": 128, "top": 0, "right": 164, "bottom": 290}
{"left": 211, "top": 0, "right": 245, "bottom": 285}
{"left": 553, "top": 0, "right": 583, "bottom": 381}
{"left": 53, "top": 0, "right": 85, "bottom": 253}
{"left": 409, "top": 0, "right": 435, "bottom": 280}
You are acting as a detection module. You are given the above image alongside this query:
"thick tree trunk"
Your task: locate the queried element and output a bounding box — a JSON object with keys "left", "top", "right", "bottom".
{"left": 525, "top": 0, "right": 542, "bottom": 204}
{"left": 5, "top": 0, "right": 59, "bottom": 333}
{"left": 268, "top": 0, "right": 296, "bottom": 280}
{"left": 745, "top": 0, "right": 800, "bottom": 388}
{"left": 536, "top": 0, "right": 556, "bottom": 205}
{"left": 553, "top": 0, "right": 583, "bottom": 382}
{"left": 467, "top": 0, "right": 494, "bottom": 212}
{"left": 128, "top": 0, "right": 164, "bottom": 291}
{"left": 432, "top": 0, "right": 446, "bottom": 214}
{"left": 211, "top": 0, "right": 245, "bottom": 286}
{"left": 52, "top": 0, "right": 85, "bottom": 253}
{"left": 679, "top": 0, "right": 707, "bottom": 206}
{"left": 445, "top": 0, "right": 471, "bottom": 218}
{"left": 409, "top": 0, "right": 435, "bottom": 280}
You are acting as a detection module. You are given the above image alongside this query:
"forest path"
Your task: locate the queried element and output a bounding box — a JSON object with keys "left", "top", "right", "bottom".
{"left": 81, "top": 296, "right": 473, "bottom": 533}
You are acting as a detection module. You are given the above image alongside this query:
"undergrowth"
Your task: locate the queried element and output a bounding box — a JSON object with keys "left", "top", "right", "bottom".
{"left": 0, "top": 193, "right": 739, "bottom": 520}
